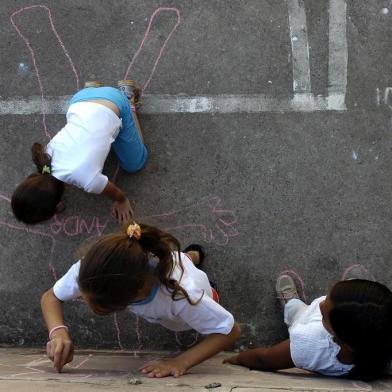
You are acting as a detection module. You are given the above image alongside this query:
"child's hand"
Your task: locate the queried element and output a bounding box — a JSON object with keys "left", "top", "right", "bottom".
{"left": 223, "top": 354, "right": 241, "bottom": 366}
{"left": 46, "top": 331, "right": 74, "bottom": 373}
{"left": 139, "top": 358, "right": 187, "bottom": 378}
{"left": 111, "top": 198, "right": 134, "bottom": 223}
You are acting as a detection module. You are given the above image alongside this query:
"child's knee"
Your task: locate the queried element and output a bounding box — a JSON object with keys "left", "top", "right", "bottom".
{"left": 120, "top": 148, "right": 148, "bottom": 173}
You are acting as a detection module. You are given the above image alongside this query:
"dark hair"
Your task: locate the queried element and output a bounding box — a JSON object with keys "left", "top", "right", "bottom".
{"left": 78, "top": 224, "right": 201, "bottom": 315}
{"left": 329, "top": 279, "right": 392, "bottom": 381}
{"left": 11, "top": 143, "right": 64, "bottom": 224}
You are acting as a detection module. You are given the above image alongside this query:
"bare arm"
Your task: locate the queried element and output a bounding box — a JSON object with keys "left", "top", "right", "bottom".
{"left": 223, "top": 339, "right": 294, "bottom": 371}
{"left": 140, "top": 322, "right": 241, "bottom": 378}
{"left": 41, "top": 288, "right": 74, "bottom": 372}
{"left": 101, "top": 180, "right": 133, "bottom": 223}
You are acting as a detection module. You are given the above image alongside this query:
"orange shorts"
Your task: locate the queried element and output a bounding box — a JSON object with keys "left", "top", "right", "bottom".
{"left": 211, "top": 287, "right": 220, "bottom": 303}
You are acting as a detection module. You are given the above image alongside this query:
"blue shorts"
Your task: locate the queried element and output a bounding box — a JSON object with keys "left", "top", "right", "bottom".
{"left": 70, "top": 87, "right": 148, "bottom": 173}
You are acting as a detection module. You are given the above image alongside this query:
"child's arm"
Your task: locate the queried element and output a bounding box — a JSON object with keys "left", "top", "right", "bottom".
{"left": 223, "top": 339, "right": 294, "bottom": 371}
{"left": 140, "top": 322, "right": 241, "bottom": 378}
{"left": 101, "top": 181, "right": 133, "bottom": 223}
{"left": 41, "top": 288, "right": 74, "bottom": 372}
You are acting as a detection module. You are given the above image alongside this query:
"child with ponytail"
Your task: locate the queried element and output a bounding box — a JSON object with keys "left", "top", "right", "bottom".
{"left": 41, "top": 223, "right": 240, "bottom": 377}
{"left": 224, "top": 275, "right": 392, "bottom": 381}
{"left": 12, "top": 83, "right": 147, "bottom": 224}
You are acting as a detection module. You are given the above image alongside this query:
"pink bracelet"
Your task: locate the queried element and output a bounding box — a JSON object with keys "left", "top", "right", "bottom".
{"left": 49, "top": 325, "right": 69, "bottom": 340}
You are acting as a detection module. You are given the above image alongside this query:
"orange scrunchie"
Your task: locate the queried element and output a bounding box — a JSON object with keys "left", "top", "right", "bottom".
{"left": 127, "top": 223, "right": 141, "bottom": 240}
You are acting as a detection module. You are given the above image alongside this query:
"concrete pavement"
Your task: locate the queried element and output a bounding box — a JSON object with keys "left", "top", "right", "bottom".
{"left": 0, "top": 349, "right": 391, "bottom": 392}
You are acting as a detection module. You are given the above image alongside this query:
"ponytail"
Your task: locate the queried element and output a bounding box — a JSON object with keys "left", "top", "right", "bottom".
{"left": 31, "top": 143, "right": 52, "bottom": 174}
{"left": 137, "top": 224, "right": 202, "bottom": 305}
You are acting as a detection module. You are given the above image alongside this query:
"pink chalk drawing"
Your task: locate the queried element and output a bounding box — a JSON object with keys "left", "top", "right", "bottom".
{"left": 124, "top": 7, "right": 181, "bottom": 92}
{"left": 113, "top": 312, "right": 125, "bottom": 351}
{"left": 10, "top": 5, "right": 80, "bottom": 138}
{"left": 4, "top": 4, "right": 238, "bottom": 354}
{"left": 2, "top": 355, "right": 96, "bottom": 380}
{"left": 341, "top": 264, "right": 376, "bottom": 281}
{"left": 50, "top": 213, "right": 108, "bottom": 237}
{"left": 139, "top": 195, "right": 240, "bottom": 246}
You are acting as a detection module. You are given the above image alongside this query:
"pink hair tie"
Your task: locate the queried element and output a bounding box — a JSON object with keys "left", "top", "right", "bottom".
{"left": 49, "top": 325, "right": 69, "bottom": 340}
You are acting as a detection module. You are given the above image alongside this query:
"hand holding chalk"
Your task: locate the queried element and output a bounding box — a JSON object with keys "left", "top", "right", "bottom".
{"left": 46, "top": 329, "right": 74, "bottom": 373}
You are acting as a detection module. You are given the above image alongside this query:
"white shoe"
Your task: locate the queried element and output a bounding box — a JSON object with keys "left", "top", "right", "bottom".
{"left": 276, "top": 274, "right": 299, "bottom": 307}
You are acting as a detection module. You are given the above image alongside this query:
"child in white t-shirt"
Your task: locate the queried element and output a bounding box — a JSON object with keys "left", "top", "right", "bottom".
{"left": 12, "top": 84, "right": 147, "bottom": 224}
{"left": 224, "top": 274, "right": 392, "bottom": 381}
{"left": 41, "top": 222, "right": 240, "bottom": 377}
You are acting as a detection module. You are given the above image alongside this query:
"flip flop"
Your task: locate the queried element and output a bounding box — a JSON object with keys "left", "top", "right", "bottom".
{"left": 183, "top": 244, "right": 205, "bottom": 268}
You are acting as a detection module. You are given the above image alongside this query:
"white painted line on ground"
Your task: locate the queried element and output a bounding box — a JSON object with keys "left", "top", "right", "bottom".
{"left": 0, "top": 94, "right": 347, "bottom": 114}
{"left": 286, "top": 0, "right": 312, "bottom": 94}
{"left": 328, "top": 0, "right": 347, "bottom": 110}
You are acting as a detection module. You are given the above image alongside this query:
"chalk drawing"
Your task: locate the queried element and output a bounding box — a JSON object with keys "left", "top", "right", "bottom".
{"left": 113, "top": 313, "right": 125, "bottom": 351}
{"left": 341, "top": 264, "right": 376, "bottom": 281}
{"left": 124, "top": 7, "right": 181, "bottom": 92}
{"left": 10, "top": 5, "right": 80, "bottom": 137}
{"left": 352, "top": 381, "right": 372, "bottom": 391}
{"left": 0, "top": 204, "right": 57, "bottom": 281}
{"left": 6, "top": 355, "right": 95, "bottom": 380}
{"left": 4, "top": 5, "right": 183, "bottom": 352}
{"left": 1, "top": 2, "right": 350, "bottom": 113}
{"left": 139, "top": 195, "right": 240, "bottom": 246}
{"left": 0, "top": 190, "right": 238, "bottom": 354}
{"left": 50, "top": 214, "right": 108, "bottom": 237}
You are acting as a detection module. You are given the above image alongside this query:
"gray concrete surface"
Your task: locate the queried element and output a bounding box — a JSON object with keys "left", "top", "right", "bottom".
{"left": 0, "top": 0, "right": 392, "bottom": 356}
{"left": 0, "top": 349, "right": 391, "bottom": 392}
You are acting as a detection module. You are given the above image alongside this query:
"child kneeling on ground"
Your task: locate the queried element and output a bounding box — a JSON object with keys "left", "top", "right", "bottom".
{"left": 41, "top": 223, "right": 240, "bottom": 378}
{"left": 224, "top": 274, "right": 392, "bottom": 381}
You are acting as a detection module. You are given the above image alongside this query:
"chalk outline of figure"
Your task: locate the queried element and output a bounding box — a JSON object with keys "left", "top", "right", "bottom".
{"left": 4, "top": 5, "right": 240, "bottom": 352}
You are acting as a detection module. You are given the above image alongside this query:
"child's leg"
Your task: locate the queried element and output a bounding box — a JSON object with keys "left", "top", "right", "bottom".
{"left": 69, "top": 87, "right": 148, "bottom": 173}
{"left": 284, "top": 298, "right": 307, "bottom": 327}
{"left": 112, "top": 98, "right": 148, "bottom": 172}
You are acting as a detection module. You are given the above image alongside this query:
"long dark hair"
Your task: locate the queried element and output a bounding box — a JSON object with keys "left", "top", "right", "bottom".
{"left": 78, "top": 223, "right": 200, "bottom": 315}
{"left": 329, "top": 279, "right": 392, "bottom": 381}
{"left": 11, "top": 143, "right": 64, "bottom": 224}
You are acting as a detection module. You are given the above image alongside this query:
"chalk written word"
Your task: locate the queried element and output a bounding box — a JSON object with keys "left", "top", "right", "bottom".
{"left": 50, "top": 214, "right": 108, "bottom": 237}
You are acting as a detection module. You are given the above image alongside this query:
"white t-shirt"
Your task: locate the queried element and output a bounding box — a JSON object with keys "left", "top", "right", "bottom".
{"left": 46, "top": 102, "right": 122, "bottom": 194}
{"left": 53, "top": 252, "right": 234, "bottom": 335}
{"left": 289, "top": 296, "right": 354, "bottom": 377}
